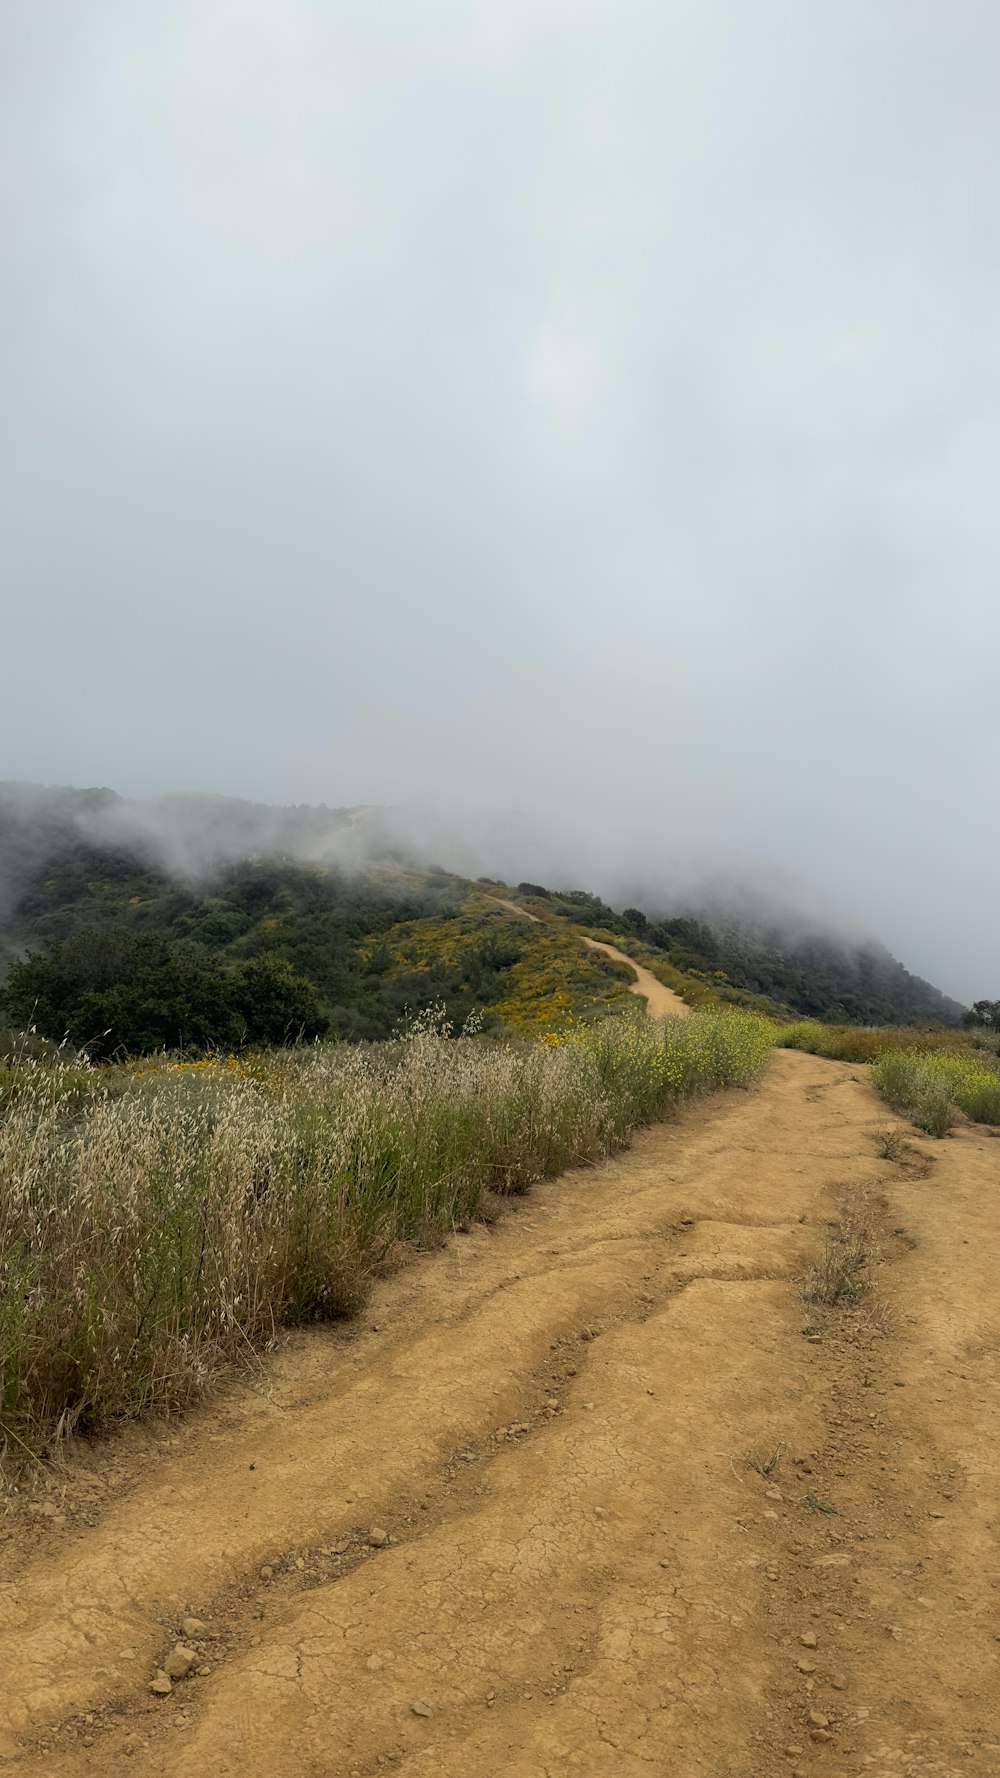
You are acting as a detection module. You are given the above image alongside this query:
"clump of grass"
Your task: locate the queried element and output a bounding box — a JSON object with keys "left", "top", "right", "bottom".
{"left": 871, "top": 1049, "right": 1000, "bottom": 1134}
{"left": 744, "top": 1442, "right": 784, "bottom": 1480}
{"left": 0, "top": 1007, "right": 774, "bottom": 1451}
{"left": 875, "top": 1127, "right": 906, "bottom": 1161}
{"left": 803, "top": 1193, "right": 880, "bottom": 1309}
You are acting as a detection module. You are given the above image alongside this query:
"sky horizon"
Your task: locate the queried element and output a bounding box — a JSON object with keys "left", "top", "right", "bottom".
{"left": 3, "top": 3, "right": 999, "bottom": 1003}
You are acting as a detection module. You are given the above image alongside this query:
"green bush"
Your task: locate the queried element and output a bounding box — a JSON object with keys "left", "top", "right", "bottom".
{"left": 871, "top": 1048, "right": 1000, "bottom": 1133}
{"left": 1, "top": 929, "right": 325, "bottom": 1058}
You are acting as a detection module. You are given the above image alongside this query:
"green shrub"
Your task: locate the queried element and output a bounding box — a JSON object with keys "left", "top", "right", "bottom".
{"left": 910, "top": 1084, "right": 958, "bottom": 1139}
{"left": 925, "top": 1053, "right": 1000, "bottom": 1124}
{"left": 1, "top": 929, "right": 325, "bottom": 1058}
{"left": 871, "top": 1048, "right": 1000, "bottom": 1133}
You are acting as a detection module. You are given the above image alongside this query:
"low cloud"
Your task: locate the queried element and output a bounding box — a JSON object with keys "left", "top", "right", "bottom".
{"left": 2, "top": 4, "right": 998, "bottom": 1001}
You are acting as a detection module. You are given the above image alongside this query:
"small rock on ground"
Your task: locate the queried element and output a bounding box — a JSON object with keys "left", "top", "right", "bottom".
{"left": 163, "top": 1645, "right": 197, "bottom": 1681}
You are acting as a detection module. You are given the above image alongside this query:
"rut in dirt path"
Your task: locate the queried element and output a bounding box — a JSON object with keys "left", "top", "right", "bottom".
{"left": 3, "top": 1054, "right": 997, "bottom": 1778}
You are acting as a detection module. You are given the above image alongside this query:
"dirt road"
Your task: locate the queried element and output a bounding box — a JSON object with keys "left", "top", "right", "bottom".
{"left": 1, "top": 1053, "right": 997, "bottom": 1777}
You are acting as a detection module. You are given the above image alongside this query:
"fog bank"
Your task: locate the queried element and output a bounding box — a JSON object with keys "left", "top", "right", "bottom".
{"left": 3, "top": 3, "right": 999, "bottom": 1001}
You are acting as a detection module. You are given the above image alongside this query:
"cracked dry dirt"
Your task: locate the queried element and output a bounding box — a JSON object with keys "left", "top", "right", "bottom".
{"left": 1, "top": 1051, "right": 997, "bottom": 1777}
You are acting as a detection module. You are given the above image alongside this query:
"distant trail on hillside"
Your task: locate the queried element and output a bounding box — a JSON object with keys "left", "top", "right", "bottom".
{"left": 487, "top": 896, "right": 689, "bottom": 1018}
{"left": 486, "top": 895, "right": 542, "bottom": 923}
{"left": 580, "top": 935, "right": 690, "bottom": 1019}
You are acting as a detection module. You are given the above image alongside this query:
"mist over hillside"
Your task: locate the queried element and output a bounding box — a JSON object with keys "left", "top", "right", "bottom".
{"left": 0, "top": 781, "right": 888, "bottom": 950}
{"left": 0, "top": 783, "right": 965, "bottom": 1047}
{"left": 0, "top": 781, "right": 881, "bottom": 944}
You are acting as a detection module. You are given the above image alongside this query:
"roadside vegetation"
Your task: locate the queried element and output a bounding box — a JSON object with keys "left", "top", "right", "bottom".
{"left": 0, "top": 1008, "right": 773, "bottom": 1452}
{"left": 872, "top": 1049, "right": 1000, "bottom": 1134}
{"left": 775, "top": 1019, "right": 1000, "bottom": 1135}
{"left": 774, "top": 1020, "right": 979, "bottom": 1063}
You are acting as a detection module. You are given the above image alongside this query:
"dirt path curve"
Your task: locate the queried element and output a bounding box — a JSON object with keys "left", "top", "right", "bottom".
{"left": 485, "top": 896, "right": 690, "bottom": 1018}
{"left": 3, "top": 1053, "right": 996, "bottom": 1776}
{"left": 486, "top": 896, "right": 542, "bottom": 923}
{"left": 580, "top": 936, "right": 690, "bottom": 1018}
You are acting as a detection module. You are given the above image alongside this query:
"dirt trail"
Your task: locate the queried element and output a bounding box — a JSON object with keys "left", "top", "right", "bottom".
{"left": 580, "top": 936, "right": 690, "bottom": 1018}
{"left": 486, "top": 896, "right": 542, "bottom": 923}
{"left": 2, "top": 1050, "right": 997, "bottom": 1777}
{"left": 485, "top": 896, "right": 690, "bottom": 1018}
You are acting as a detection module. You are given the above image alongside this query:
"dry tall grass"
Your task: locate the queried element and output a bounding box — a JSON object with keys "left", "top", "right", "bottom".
{"left": 0, "top": 1008, "right": 773, "bottom": 1449}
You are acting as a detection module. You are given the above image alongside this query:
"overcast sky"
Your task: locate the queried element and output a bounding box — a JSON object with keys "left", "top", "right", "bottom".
{"left": 2, "top": 1, "right": 998, "bottom": 1000}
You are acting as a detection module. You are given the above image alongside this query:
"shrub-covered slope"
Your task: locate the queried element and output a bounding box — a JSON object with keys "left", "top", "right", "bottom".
{"left": 0, "top": 783, "right": 965, "bottom": 1053}
{"left": 520, "top": 887, "right": 965, "bottom": 1028}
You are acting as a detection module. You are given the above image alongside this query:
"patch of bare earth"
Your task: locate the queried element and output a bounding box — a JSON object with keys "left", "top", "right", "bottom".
{"left": 1, "top": 1053, "right": 996, "bottom": 1776}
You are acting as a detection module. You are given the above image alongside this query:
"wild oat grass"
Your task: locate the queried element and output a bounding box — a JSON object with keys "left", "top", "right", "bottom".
{"left": 0, "top": 1008, "right": 773, "bottom": 1450}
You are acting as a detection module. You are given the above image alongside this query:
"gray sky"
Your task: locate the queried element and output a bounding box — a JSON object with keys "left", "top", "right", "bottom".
{"left": 2, "top": 1, "right": 998, "bottom": 1001}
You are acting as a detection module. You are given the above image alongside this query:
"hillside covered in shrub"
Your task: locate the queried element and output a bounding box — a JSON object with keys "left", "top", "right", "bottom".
{"left": 525, "top": 887, "right": 965, "bottom": 1029}
{"left": 0, "top": 783, "right": 965, "bottom": 1056}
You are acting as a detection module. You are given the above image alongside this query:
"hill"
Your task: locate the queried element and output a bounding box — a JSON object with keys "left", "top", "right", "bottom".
{"left": 526, "top": 886, "right": 965, "bottom": 1028}
{"left": 0, "top": 783, "right": 965, "bottom": 1054}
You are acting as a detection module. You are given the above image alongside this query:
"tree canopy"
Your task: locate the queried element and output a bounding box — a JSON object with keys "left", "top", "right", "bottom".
{"left": 1, "top": 928, "right": 324, "bottom": 1059}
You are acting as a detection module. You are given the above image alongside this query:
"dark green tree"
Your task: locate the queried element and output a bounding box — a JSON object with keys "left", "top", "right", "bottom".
{"left": 1, "top": 929, "right": 240, "bottom": 1057}
{"left": 1, "top": 929, "right": 326, "bottom": 1057}
{"left": 962, "top": 999, "right": 1000, "bottom": 1030}
{"left": 228, "top": 955, "right": 325, "bottom": 1046}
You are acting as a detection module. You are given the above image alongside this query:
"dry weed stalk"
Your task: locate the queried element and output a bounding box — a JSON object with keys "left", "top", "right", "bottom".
{"left": 803, "top": 1186, "right": 885, "bottom": 1314}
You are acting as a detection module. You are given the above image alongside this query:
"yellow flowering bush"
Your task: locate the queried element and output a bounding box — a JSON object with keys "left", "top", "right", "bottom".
{"left": 873, "top": 1048, "right": 1000, "bottom": 1131}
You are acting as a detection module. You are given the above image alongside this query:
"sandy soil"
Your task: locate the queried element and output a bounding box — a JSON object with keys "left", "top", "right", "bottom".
{"left": 1, "top": 1047, "right": 996, "bottom": 1777}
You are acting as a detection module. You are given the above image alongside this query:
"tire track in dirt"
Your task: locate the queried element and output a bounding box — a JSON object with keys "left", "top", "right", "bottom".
{"left": 2, "top": 1056, "right": 997, "bottom": 1776}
